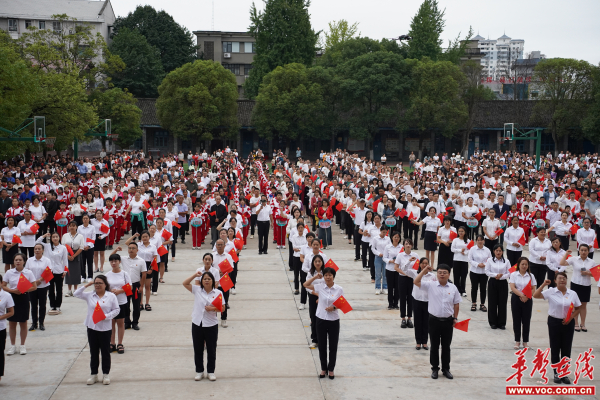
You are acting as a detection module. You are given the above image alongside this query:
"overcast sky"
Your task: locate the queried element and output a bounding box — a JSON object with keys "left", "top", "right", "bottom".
{"left": 112, "top": 0, "right": 600, "bottom": 65}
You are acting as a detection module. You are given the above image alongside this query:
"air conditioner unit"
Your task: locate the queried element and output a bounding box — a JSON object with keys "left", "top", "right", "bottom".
{"left": 224, "top": 53, "right": 231, "bottom": 59}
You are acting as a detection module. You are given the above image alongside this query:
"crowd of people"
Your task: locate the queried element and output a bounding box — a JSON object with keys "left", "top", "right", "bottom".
{"left": 0, "top": 146, "right": 598, "bottom": 386}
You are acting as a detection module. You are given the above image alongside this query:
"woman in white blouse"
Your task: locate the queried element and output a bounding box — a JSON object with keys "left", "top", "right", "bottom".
{"left": 462, "top": 197, "right": 479, "bottom": 240}
{"left": 63, "top": 221, "right": 85, "bottom": 296}
{"left": 485, "top": 244, "right": 511, "bottom": 330}
{"left": 575, "top": 218, "right": 596, "bottom": 260}
{"left": 358, "top": 211, "right": 375, "bottom": 273}
{"left": 528, "top": 228, "right": 552, "bottom": 292}
{"left": 482, "top": 209, "right": 501, "bottom": 253}
{"left": 36, "top": 232, "right": 69, "bottom": 315}
{"left": 74, "top": 275, "right": 120, "bottom": 385}
{"left": 29, "top": 197, "right": 47, "bottom": 238}
{"left": 70, "top": 195, "right": 86, "bottom": 226}
{"left": 1, "top": 216, "right": 21, "bottom": 271}
{"left": 414, "top": 207, "right": 442, "bottom": 268}
{"left": 405, "top": 257, "right": 437, "bottom": 350}
{"left": 17, "top": 211, "right": 37, "bottom": 259}
{"left": 77, "top": 214, "right": 96, "bottom": 282}
{"left": 24, "top": 244, "right": 52, "bottom": 331}
{"left": 84, "top": 193, "right": 97, "bottom": 216}
{"left": 548, "top": 212, "right": 572, "bottom": 251}
{"left": 383, "top": 232, "right": 404, "bottom": 310}
{"left": 91, "top": 210, "right": 109, "bottom": 274}
{"left": 504, "top": 216, "right": 526, "bottom": 267}
{"left": 468, "top": 235, "right": 491, "bottom": 312}
{"left": 509, "top": 257, "right": 537, "bottom": 350}
{"left": 405, "top": 197, "right": 422, "bottom": 249}
{"left": 559, "top": 246, "right": 595, "bottom": 332}
{"left": 451, "top": 226, "right": 470, "bottom": 297}
{"left": 436, "top": 217, "right": 456, "bottom": 269}
{"left": 304, "top": 254, "right": 325, "bottom": 349}
{"left": 130, "top": 231, "right": 158, "bottom": 310}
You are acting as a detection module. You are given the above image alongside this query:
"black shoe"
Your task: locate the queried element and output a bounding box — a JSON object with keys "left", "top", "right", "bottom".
{"left": 39, "top": 324, "right": 45, "bottom": 331}
{"left": 264, "top": 252, "right": 268, "bottom": 255}
{"left": 289, "top": 268, "right": 293, "bottom": 271}
{"left": 132, "top": 324, "right": 140, "bottom": 331}
{"left": 413, "top": 247, "right": 419, "bottom": 251}
{"left": 319, "top": 373, "right": 326, "bottom": 379}
{"left": 387, "top": 306, "right": 393, "bottom": 310}
{"left": 294, "top": 290, "right": 299, "bottom": 295}
{"left": 181, "top": 241, "right": 186, "bottom": 244}
{"left": 259, "top": 252, "right": 263, "bottom": 255}
{"left": 491, "top": 325, "right": 497, "bottom": 329}
{"left": 29, "top": 324, "right": 37, "bottom": 331}
{"left": 407, "top": 319, "right": 414, "bottom": 328}
{"left": 561, "top": 376, "right": 571, "bottom": 384}
{"left": 328, "top": 373, "right": 335, "bottom": 380}
{"left": 226, "top": 304, "right": 230, "bottom": 309}
{"left": 554, "top": 374, "right": 561, "bottom": 384}
{"left": 442, "top": 370, "right": 453, "bottom": 379}
{"left": 273, "top": 240, "right": 277, "bottom": 244}
{"left": 499, "top": 326, "right": 506, "bottom": 330}
{"left": 431, "top": 370, "right": 439, "bottom": 379}
{"left": 125, "top": 324, "right": 132, "bottom": 330}
{"left": 401, "top": 319, "right": 407, "bottom": 329}
{"left": 394, "top": 306, "right": 400, "bottom": 310}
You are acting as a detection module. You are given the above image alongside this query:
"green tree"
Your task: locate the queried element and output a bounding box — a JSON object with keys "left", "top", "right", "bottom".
{"left": 252, "top": 63, "right": 324, "bottom": 154}
{"left": 317, "top": 37, "right": 404, "bottom": 69}
{"left": 338, "top": 51, "right": 412, "bottom": 149}
{"left": 399, "top": 59, "right": 467, "bottom": 158}
{"left": 533, "top": 58, "right": 595, "bottom": 150}
{"left": 90, "top": 88, "right": 143, "bottom": 149}
{"left": 308, "top": 66, "right": 344, "bottom": 149}
{"left": 459, "top": 60, "right": 496, "bottom": 156}
{"left": 244, "top": 0, "right": 320, "bottom": 98}
{"left": 113, "top": 5, "right": 197, "bottom": 73}
{"left": 407, "top": 0, "right": 444, "bottom": 61}
{"left": 321, "top": 20, "right": 360, "bottom": 50}
{"left": 156, "top": 60, "right": 239, "bottom": 142}
{"left": 582, "top": 65, "right": 600, "bottom": 143}
{"left": 109, "top": 28, "right": 164, "bottom": 98}
{"left": 17, "top": 14, "right": 124, "bottom": 88}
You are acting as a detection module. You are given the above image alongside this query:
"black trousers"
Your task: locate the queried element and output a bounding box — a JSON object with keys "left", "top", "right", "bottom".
{"left": 484, "top": 238, "right": 498, "bottom": 254}
{"left": 361, "top": 241, "right": 370, "bottom": 269}
{"left": 557, "top": 235, "right": 569, "bottom": 251}
{"left": 398, "top": 275, "right": 413, "bottom": 318}
{"left": 548, "top": 316, "right": 575, "bottom": 366}
{"left": 354, "top": 228, "right": 362, "bottom": 260}
{"left": 453, "top": 261, "right": 468, "bottom": 294}
{"left": 147, "top": 268, "right": 159, "bottom": 294}
{"left": 293, "top": 257, "right": 302, "bottom": 290}
{"left": 506, "top": 249, "right": 522, "bottom": 268}
{"left": 408, "top": 224, "right": 419, "bottom": 249}
{"left": 511, "top": 294, "right": 533, "bottom": 342}
{"left": 470, "top": 272, "right": 488, "bottom": 304}
{"left": 48, "top": 273, "right": 64, "bottom": 309}
{"left": 87, "top": 328, "right": 111, "bottom": 375}
{"left": 308, "top": 293, "right": 318, "bottom": 343}
{"left": 413, "top": 299, "right": 429, "bottom": 345}
{"left": 82, "top": 249, "right": 94, "bottom": 279}
{"left": 386, "top": 270, "right": 399, "bottom": 307}
{"left": 368, "top": 248, "right": 375, "bottom": 280}
{"left": 288, "top": 240, "right": 293, "bottom": 268}
{"left": 30, "top": 287, "right": 48, "bottom": 325}
{"left": 221, "top": 290, "right": 229, "bottom": 320}
{"left": 530, "top": 263, "right": 547, "bottom": 291}
{"left": 343, "top": 212, "right": 353, "bottom": 240}
{"left": 131, "top": 218, "right": 144, "bottom": 237}
{"left": 173, "top": 225, "right": 185, "bottom": 243}
{"left": 231, "top": 261, "right": 238, "bottom": 288}
{"left": 257, "top": 221, "right": 270, "bottom": 253}
{"left": 0, "top": 328, "right": 5, "bottom": 377}
{"left": 300, "top": 271, "right": 308, "bottom": 304}
{"left": 250, "top": 214, "right": 258, "bottom": 236}
{"left": 192, "top": 323, "right": 218, "bottom": 373}
{"left": 487, "top": 279, "right": 508, "bottom": 327}
{"left": 316, "top": 318, "right": 340, "bottom": 372}
{"left": 125, "top": 282, "right": 141, "bottom": 326}
{"left": 428, "top": 315, "right": 454, "bottom": 372}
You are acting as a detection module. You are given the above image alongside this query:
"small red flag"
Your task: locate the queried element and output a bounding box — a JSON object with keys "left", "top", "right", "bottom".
{"left": 161, "top": 230, "right": 172, "bottom": 240}
{"left": 320, "top": 239, "right": 323, "bottom": 249}
{"left": 570, "top": 225, "right": 579, "bottom": 235}
{"left": 80, "top": 205, "right": 87, "bottom": 212}
{"left": 219, "top": 273, "right": 234, "bottom": 292}
{"left": 412, "top": 259, "right": 420, "bottom": 270}
{"left": 134, "top": 288, "right": 138, "bottom": 299}
{"left": 142, "top": 200, "right": 151, "bottom": 209}
{"left": 454, "top": 319, "right": 470, "bottom": 332}
{"left": 172, "top": 221, "right": 181, "bottom": 229}
{"left": 12, "top": 235, "right": 22, "bottom": 244}
{"left": 228, "top": 248, "right": 239, "bottom": 262}
{"left": 234, "top": 238, "right": 243, "bottom": 250}
{"left": 437, "top": 213, "right": 444, "bottom": 224}
{"left": 324, "top": 259, "right": 339, "bottom": 271}
{"left": 297, "top": 179, "right": 302, "bottom": 186}
{"left": 41, "top": 266, "right": 54, "bottom": 283}
{"left": 65, "top": 244, "right": 74, "bottom": 256}
{"left": 594, "top": 238, "right": 599, "bottom": 249}
{"left": 335, "top": 202, "right": 343, "bottom": 211}
{"left": 219, "top": 258, "right": 234, "bottom": 274}
{"left": 466, "top": 240, "right": 475, "bottom": 250}
{"left": 121, "top": 221, "right": 128, "bottom": 229}
{"left": 100, "top": 223, "right": 109, "bottom": 234}
{"left": 236, "top": 231, "right": 243, "bottom": 240}
{"left": 333, "top": 296, "right": 353, "bottom": 314}
{"left": 54, "top": 212, "right": 64, "bottom": 221}
{"left": 64, "top": 265, "right": 69, "bottom": 273}
{"left": 30, "top": 223, "right": 40, "bottom": 234}
{"left": 330, "top": 198, "right": 337, "bottom": 206}
{"left": 103, "top": 212, "right": 110, "bottom": 221}
{"left": 157, "top": 246, "right": 168, "bottom": 256}
{"left": 522, "top": 280, "right": 532, "bottom": 299}
{"left": 565, "top": 302, "right": 574, "bottom": 321}
{"left": 474, "top": 210, "right": 483, "bottom": 221}
{"left": 122, "top": 283, "right": 133, "bottom": 296}
{"left": 449, "top": 231, "right": 458, "bottom": 241}
{"left": 518, "top": 234, "right": 527, "bottom": 246}
{"left": 494, "top": 228, "right": 504, "bottom": 236}
{"left": 211, "top": 293, "right": 224, "bottom": 312}
{"left": 408, "top": 212, "right": 415, "bottom": 220}
{"left": 509, "top": 263, "right": 517, "bottom": 273}
{"left": 372, "top": 199, "right": 381, "bottom": 211}
{"left": 589, "top": 265, "right": 600, "bottom": 281}
{"left": 151, "top": 257, "right": 159, "bottom": 271}
{"left": 209, "top": 211, "right": 216, "bottom": 216}
{"left": 147, "top": 214, "right": 154, "bottom": 221}
{"left": 17, "top": 273, "right": 32, "bottom": 294}
{"left": 86, "top": 238, "right": 95, "bottom": 244}
{"left": 92, "top": 302, "right": 106, "bottom": 324}
{"left": 500, "top": 211, "right": 508, "bottom": 221}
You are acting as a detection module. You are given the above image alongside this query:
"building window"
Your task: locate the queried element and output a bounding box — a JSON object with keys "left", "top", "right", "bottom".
{"left": 154, "top": 130, "right": 168, "bottom": 147}
{"left": 8, "top": 19, "right": 17, "bottom": 32}
{"left": 244, "top": 64, "right": 253, "bottom": 75}
{"left": 223, "top": 64, "right": 240, "bottom": 75}
{"left": 25, "top": 20, "right": 32, "bottom": 29}
{"left": 222, "top": 41, "right": 232, "bottom": 53}
{"left": 232, "top": 42, "right": 240, "bottom": 53}
{"left": 52, "top": 21, "right": 61, "bottom": 33}
{"left": 39, "top": 21, "right": 45, "bottom": 29}
{"left": 250, "top": 42, "right": 256, "bottom": 53}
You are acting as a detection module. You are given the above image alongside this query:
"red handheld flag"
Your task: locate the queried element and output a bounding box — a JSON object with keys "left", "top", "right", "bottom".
{"left": 161, "top": 230, "right": 172, "bottom": 240}
{"left": 65, "top": 244, "right": 74, "bottom": 256}
{"left": 437, "top": 213, "right": 444, "bottom": 224}
{"left": 92, "top": 302, "right": 106, "bottom": 324}
{"left": 408, "top": 212, "right": 415, "bottom": 220}
{"left": 236, "top": 231, "right": 243, "bottom": 240}
{"left": 54, "top": 212, "right": 64, "bottom": 221}
{"left": 218, "top": 258, "right": 234, "bottom": 274}
{"left": 86, "top": 238, "right": 95, "bottom": 244}
{"left": 474, "top": 210, "right": 483, "bottom": 221}
{"left": 234, "top": 238, "right": 243, "bottom": 250}
{"left": 80, "top": 205, "right": 87, "bottom": 212}
{"left": 522, "top": 280, "right": 533, "bottom": 299}
{"left": 570, "top": 225, "right": 579, "bottom": 235}
{"left": 172, "top": 221, "right": 181, "bottom": 229}
{"left": 454, "top": 319, "right": 470, "bottom": 332}
{"left": 12, "top": 235, "right": 22, "bottom": 245}
{"left": 372, "top": 199, "right": 381, "bottom": 211}
{"left": 449, "top": 231, "right": 458, "bottom": 241}
{"left": 209, "top": 211, "right": 216, "bottom": 216}
{"left": 211, "top": 293, "right": 224, "bottom": 312}
{"left": 64, "top": 265, "right": 69, "bottom": 273}
{"left": 135, "top": 288, "right": 138, "bottom": 299}
{"left": 335, "top": 202, "right": 343, "bottom": 211}
{"left": 296, "top": 179, "right": 302, "bottom": 186}
{"left": 500, "top": 211, "right": 508, "bottom": 221}
{"left": 412, "top": 259, "right": 420, "bottom": 270}
{"left": 219, "top": 273, "right": 234, "bottom": 292}
{"left": 509, "top": 263, "right": 517, "bottom": 273}
{"left": 228, "top": 248, "right": 239, "bottom": 262}
{"left": 17, "top": 273, "right": 32, "bottom": 294}
{"left": 157, "top": 246, "right": 168, "bottom": 256}
{"left": 494, "top": 228, "right": 504, "bottom": 237}
{"left": 324, "top": 259, "right": 339, "bottom": 271}
{"left": 100, "top": 223, "right": 109, "bottom": 234}
{"left": 30, "top": 223, "right": 40, "bottom": 234}
{"left": 333, "top": 296, "right": 353, "bottom": 314}
{"left": 147, "top": 214, "right": 154, "bottom": 221}
{"left": 466, "top": 240, "right": 475, "bottom": 250}
{"left": 330, "top": 198, "right": 336, "bottom": 206}
{"left": 41, "top": 266, "right": 54, "bottom": 283}
{"left": 103, "top": 212, "right": 110, "bottom": 221}
{"left": 565, "top": 302, "right": 574, "bottom": 321}
{"left": 151, "top": 257, "right": 159, "bottom": 271}
{"left": 122, "top": 283, "right": 133, "bottom": 296}
{"left": 320, "top": 239, "right": 323, "bottom": 249}
{"left": 589, "top": 265, "right": 600, "bottom": 281}
{"left": 518, "top": 234, "right": 527, "bottom": 246}
{"left": 142, "top": 200, "right": 151, "bottom": 209}
{"left": 594, "top": 238, "right": 599, "bottom": 249}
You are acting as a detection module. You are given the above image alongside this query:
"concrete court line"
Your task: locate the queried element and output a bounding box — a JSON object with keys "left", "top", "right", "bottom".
{"left": 276, "top": 248, "right": 327, "bottom": 400}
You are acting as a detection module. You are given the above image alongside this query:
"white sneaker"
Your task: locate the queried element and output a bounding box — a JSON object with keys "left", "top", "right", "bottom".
{"left": 298, "top": 304, "right": 305, "bottom": 310}
{"left": 382, "top": 289, "right": 387, "bottom": 295}
{"left": 250, "top": 235, "right": 254, "bottom": 239}
{"left": 343, "top": 236, "right": 348, "bottom": 239}
{"left": 243, "top": 246, "right": 247, "bottom": 249}
{"left": 87, "top": 278, "right": 93, "bottom": 283}
{"left": 328, "top": 245, "right": 332, "bottom": 248}
{"left": 282, "top": 246, "right": 286, "bottom": 249}
{"left": 81, "top": 277, "right": 85, "bottom": 283}
{"left": 66, "top": 291, "right": 73, "bottom": 297}
{"left": 7, "top": 345, "right": 16, "bottom": 355}
{"left": 230, "top": 288, "right": 236, "bottom": 295}
{"left": 375, "top": 289, "right": 381, "bottom": 295}
{"left": 56, "top": 308, "right": 62, "bottom": 314}
{"left": 462, "top": 293, "right": 468, "bottom": 297}
{"left": 309, "top": 343, "right": 317, "bottom": 349}
{"left": 207, "top": 373, "right": 216, "bottom": 381}
{"left": 152, "top": 292, "right": 157, "bottom": 296}
{"left": 195, "top": 372, "right": 205, "bottom": 381}
{"left": 221, "top": 320, "right": 228, "bottom": 328}
{"left": 102, "top": 375, "right": 110, "bottom": 385}
{"left": 20, "top": 346, "right": 26, "bottom": 355}
{"left": 87, "top": 375, "right": 98, "bottom": 385}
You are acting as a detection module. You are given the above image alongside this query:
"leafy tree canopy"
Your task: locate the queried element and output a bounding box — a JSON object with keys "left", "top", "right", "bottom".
{"left": 321, "top": 20, "right": 360, "bottom": 51}
{"left": 89, "top": 88, "right": 143, "bottom": 148}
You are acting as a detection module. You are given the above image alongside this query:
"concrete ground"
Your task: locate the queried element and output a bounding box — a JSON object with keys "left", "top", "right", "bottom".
{"left": 1, "top": 228, "right": 598, "bottom": 400}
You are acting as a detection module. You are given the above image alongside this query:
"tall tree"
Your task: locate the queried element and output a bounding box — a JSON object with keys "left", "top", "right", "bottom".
{"left": 89, "top": 88, "right": 143, "bottom": 149}
{"left": 308, "top": 66, "right": 344, "bottom": 149}
{"left": 532, "top": 58, "right": 595, "bottom": 150}
{"left": 399, "top": 59, "right": 467, "bottom": 159}
{"left": 109, "top": 28, "right": 165, "bottom": 98}
{"left": 317, "top": 37, "right": 403, "bottom": 69}
{"left": 244, "top": 0, "right": 320, "bottom": 98}
{"left": 321, "top": 20, "right": 360, "bottom": 50}
{"left": 156, "top": 60, "right": 239, "bottom": 142}
{"left": 113, "top": 5, "right": 197, "bottom": 73}
{"left": 582, "top": 65, "right": 600, "bottom": 143}
{"left": 407, "top": 0, "right": 445, "bottom": 61}
{"left": 252, "top": 63, "right": 324, "bottom": 154}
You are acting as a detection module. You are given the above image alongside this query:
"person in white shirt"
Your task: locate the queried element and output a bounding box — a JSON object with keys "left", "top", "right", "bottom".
{"left": 371, "top": 226, "right": 391, "bottom": 295}
{"left": 256, "top": 195, "right": 273, "bottom": 255}
{"left": 405, "top": 257, "right": 437, "bottom": 350}
{"left": 533, "top": 271, "right": 581, "bottom": 385}
{"left": 559, "top": 245, "right": 595, "bottom": 332}
{"left": 17, "top": 211, "right": 37, "bottom": 259}
{"left": 383, "top": 232, "right": 404, "bottom": 309}
{"left": 303, "top": 254, "right": 325, "bottom": 349}
{"left": 528, "top": 228, "right": 552, "bottom": 291}
{"left": 183, "top": 269, "right": 224, "bottom": 382}
{"left": 575, "top": 218, "right": 596, "bottom": 259}
{"left": 112, "top": 241, "right": 147, "bottom": 330}
{"left": 450, "top": 226, "right": 470, "bottom": 297}
{"left": 104, "top": 254, "right": 132, "bottom": 354}
{"left": 0, "top": 273, "right": 15, "bottom": 380}
{"left": 485, "top": 244, "right": 511, "bottom": 330}
{"left": 504, "top": 216, "right": 526, "bottom": 267}
{"left": 547, "top": 211, "right": 572, "bottom": 251}
{"left": 24, "top": 244, "right": 52, "bottom": 331}
{"left": 394, "top": 238, "right": 419, "bottom": 328}
{"left": 468, "top": 235, "right": 491, "bottom": 312}
{"left": 1, "top": 216, "right": 21, "bottom": 271}
{"left": 74, "top": 275, "right": 120, "bottom": 385}
{"left": 36, "top": 232, "right": 69, "bottom": 315}
{"left": 481, "top": 209, "right": 501, "bottom": 253}
{"left": 290, "top": 223, "right": 308, "bottom": 295}
{"left": 509, "top": 257, "right": 537, "bottom": 350}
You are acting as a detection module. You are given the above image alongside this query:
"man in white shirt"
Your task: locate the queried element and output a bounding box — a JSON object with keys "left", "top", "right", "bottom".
{"left": 112, "top": 243, "right": 147, "bottom": 330}
{"left": 256, "top": 195, "right": 273, "bottom": 255}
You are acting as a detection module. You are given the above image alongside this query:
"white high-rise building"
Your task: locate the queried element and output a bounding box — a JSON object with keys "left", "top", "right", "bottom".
{"left": 473, "top": 34, "right": 524, "bottom": 80}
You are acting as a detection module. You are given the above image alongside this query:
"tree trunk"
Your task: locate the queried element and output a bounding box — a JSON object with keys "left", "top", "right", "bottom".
{"left": 461, "top": 130, "right": 470, "bottom": 158}
{"left": 418, "top": 134, "right": 424, "bottom": 160}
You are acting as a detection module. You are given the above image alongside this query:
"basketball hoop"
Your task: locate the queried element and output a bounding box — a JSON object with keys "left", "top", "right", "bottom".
{"left": 44, "top": 137, "right": 56, "bottom": 149}
{"left": 111, "top": 134, "right": 119, "bottom": 141}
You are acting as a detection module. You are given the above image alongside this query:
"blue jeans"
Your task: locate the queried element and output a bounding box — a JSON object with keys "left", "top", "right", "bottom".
{"left": 318, "top": 227, "right": 332, "bottom": 247}
{"left": 374, "top": 256, "right": 387, "bottom": 289}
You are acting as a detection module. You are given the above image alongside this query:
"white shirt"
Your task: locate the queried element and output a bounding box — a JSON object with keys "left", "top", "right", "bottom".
{"left": 509, "top": 271, "right": 537, "bottom": 292}
{"left": 529, "top": 237, "right": 552, "bottom": 264}
{"left": 468, "top": 245, "right": 491, "bottom": 274}
{"left": 212, "top": 251, "right": 235, "bottom": 275}
{"left": 482, "top": 218, "right": 501, "bottom": 240}
{"left": 422, "top": 216, "right": 442, "bottom": 233}
{"left": 419, "top": 280, "right": 461, "bottom": 318}
{"left": 62, "top": 232, "right": 85, "bottom": 252}
{"left": 24, "top": 256, "right": 52, "bottom": 289}
{"left": 17, "top": 219, "right": 37, "bottom": 247}
{"left": 370, "top": 235, "right": 391, "bottom": 257}
{"left": 566, "top": 255, "right": 595, "bottom": 286}
{"left": 383, "top": 243, "right": 404, "bottom": 271}
{"left": 35, "top": 238, "right": 69, "bottom": 274}
{"left": 0, "top": 289, "right": 15, "bottom": 330}
{"left": 4, "top": 268, "right": 36, "bottom": 291}
{"left": 546, "top": 248, "right": 566, "bottom": 272}
{"left": 129, "top": 198, "right": 145, "bottom": 214}
{"left": 395, "top": 250, "right": 420, "bottom": 272}
{"left": 137, "top": 243, "right": 158, "bottom": 263}
{"left": 1, "top": 226, "right": 21, "bottom": 244}
{"left": 551, "top": 220, "right": 572, "bottom": 237}
{"left": 576, "top": 228, "right": 596, "bottom": 253}
{"left": 305, "top": 270, "right": 324, "bottom": 295}
{"left": 359, "top": 221, "right": 375, "bottom": 243}
{"left": 191, "top": 286, "right": 224, "bottom": 327}
{"left": 74, "top": 286, "right": 120, "bottom": 331}
{"left": 450, "top": 238, "right": 470, "bottom": 262}
{"left": 29, "top": 204, "right": 46, "bottom": 224}
{"left": 484, "top": 257, "right": 511, "bottom": 280}
{"left": 105, "top": 270, "right": 133, "bottom": 305}
{"left": 120, "top": 256, "right": 147, "bottom": 284}
{"left": 504, "top": 226, "right": 526, "bottom": 252}
{"left": 290, "top": 233, "right": 308, "bottom": 257}
{"left": 77, "top": 225, "right": 96, "bottom": 249}
{"left": 313, "top": 283, "right": 343, "bottom": 321}
{"left": 195, "top": 266, "right": 222, "bottom": 283}
{"left": 302, "top": 250, "right": 329, "bottom": 273}
{"left": 405, "top": 269, "right": 437, "bottom": 302}
{"left": 256, "top": 204, "right": 273, "bottom": 222}
{"left": 541, "top": 287, "right": 581, "bottom": 319}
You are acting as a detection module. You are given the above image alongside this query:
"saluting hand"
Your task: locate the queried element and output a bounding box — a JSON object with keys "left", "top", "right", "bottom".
{"left": 116, "top": 246, "right": 123, "bottom": 252}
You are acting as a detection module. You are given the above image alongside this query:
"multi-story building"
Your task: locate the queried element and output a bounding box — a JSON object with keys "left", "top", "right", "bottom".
{"left": 474, "top": 33, "right": 524, "bottom": 80}
{"left": 0, "top": 0, "right": 115, "bottom": 44}
{"left": 194, "top": 31, "right": 256, "bottom": 96}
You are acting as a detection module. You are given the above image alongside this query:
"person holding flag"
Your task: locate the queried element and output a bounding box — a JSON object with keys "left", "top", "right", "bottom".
{"left": 124, "top": 190, "right": 148, "bottom": 238}
{"left": 183, "top": 270, "right": 224, "bottom": 382}
{"left": 212, "top": 239, "right": 234, "bottom": 328}
{"left": 303, "top": 254, "right": 325, "bottom": 349}
{"left": 77, "top": 215, "right": 96, "bottom": 280}
{"left": 104, "top": 254, "right": 132, "bottom": 354}
{"left": 111, "top": 241, "right": 147, "bottom": 330}
{"left": 63, "top": 221, "right": 85, "bottom": 297}
{"left": 575, "top": 217, "right": 596, "bottom": 259}
{"left": 74, "top": 275, "right": 120, "bottom": 385}
{"left": 547, "top": 211, "right": 573, "bottom": 251}
{"left": 17, "top": 210, "right": 38, "bottom": 260}
{"left": 131, "top": 231, "right": 158, "bottom": 312}
{"left": 509, "top": 257, "right": 536, "bottom": 350}
{"left": 1, "top": 216, "right": 21, "bottom": 271}
{"left": 194, "top": 253, "right": 221, "bottom": 289}
{"left": 36, "top": 232, "right": 69, "bottom": 315}
{"left": 436, "top": 217, "right": 456, "bottom": 268}
{"left": 24, "top": 244, "right": 52, "bottom": 331}
{"left": 559, "top": 245, "right": 595, "bottom": 333}
{"left": 450, "top": 226, "right": 470, "bottom": 297}
{"left": 394, "top": 238, "right": 419, "bottom": 328}
{"left": 91, "top": 210, "right": 110, "bottom": 274}
{"left": 2, "top": 253, "right": 37, "bottom": 355}
{"left": 504, "top": 216, "right": 526, "bottom": 267}
{"left": 468, "top": 235, "right": 491, "bottom": 312}
{"left": 412, "top": 207, "right": 442, "bottom": 279}
{"left": 404, "top": 257, "right": 437, "bottom": 350}
{"left": 485, "top": 244, "right": 511, "bottom": 330}
{"left": 0, "top": 274, "right": 15, "bottom": 381}
{"left": 533, "top": 271, "right": 581, "bottom": 385}
{"left": 153, "top": 218, "right": 172, "bottom": 287}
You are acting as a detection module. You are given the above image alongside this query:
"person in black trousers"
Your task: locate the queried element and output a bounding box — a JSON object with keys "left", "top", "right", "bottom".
{"left": 256, "top": 196, "right": 273, "bottom": 255}
{"left": 486, "top": 244, "right": 510, "bottom": 330}
{"left": 43, "top": 191, "right": 59, "bottom": 235}
{"left": 304, "top": 254, "right": 325, "bottom": 349}
{"left": 209, "top": 196, "right": 228, "bottom": 246}
{"left": 509, "top": 257, "right": 536, "bottom": 349}
{"left": 406, "top": 257, "right": 435, "bottom": 350}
